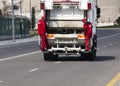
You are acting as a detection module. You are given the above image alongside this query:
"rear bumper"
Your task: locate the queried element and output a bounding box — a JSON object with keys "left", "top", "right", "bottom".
{"left": 47, "top": 34, "right": 85, "bottom": 54}
{"left": 47, "top": 47, "right": 86, "bottom": 55}
{"left": 46, "top": 35, "right": 97, "bottom": 55}
{"left": 48, "top": 38, "right": 85, "bottom": 46}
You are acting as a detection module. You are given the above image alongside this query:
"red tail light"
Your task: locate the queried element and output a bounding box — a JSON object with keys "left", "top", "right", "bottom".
{"left": 77, "top": 34, "right": 85, "bottom": 39}
{"left": 40, "top": 3, "right": 44, "bottom": 9}
{"left": 88, "top": 2, "right": 91, "bottom": 10}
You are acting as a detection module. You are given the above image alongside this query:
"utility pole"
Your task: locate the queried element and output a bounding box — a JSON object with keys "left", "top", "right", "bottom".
{"left": 20, "top": 0, "right": 23, "bottom": 37}
{"left": 29, "top": 0, "right": 32, "bottom": 29}
{"left": 11, "top": 0, "right": 15, "bottom": 41}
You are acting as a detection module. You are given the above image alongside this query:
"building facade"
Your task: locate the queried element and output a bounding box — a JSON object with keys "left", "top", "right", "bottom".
{"left": 0, "top": 0, "right": 120, "bottom": 24}
{"left": 97, "top": 0, "right": 120, "bottom": 23}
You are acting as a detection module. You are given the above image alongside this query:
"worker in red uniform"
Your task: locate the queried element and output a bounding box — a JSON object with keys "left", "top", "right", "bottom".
{"left": 82, "top": 18, "right": 92, "bottom": 51}
{"left": 38, "top": 16, "right": 49, "bottom": 51}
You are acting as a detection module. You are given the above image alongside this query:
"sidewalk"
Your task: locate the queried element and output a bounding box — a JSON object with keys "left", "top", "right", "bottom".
{"left": 0, "top": 36, "right": 38, "bottom": 47}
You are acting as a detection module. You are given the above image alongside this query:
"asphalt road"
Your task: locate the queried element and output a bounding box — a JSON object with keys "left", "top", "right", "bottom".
{"left": 0, "top": 28, "right": 120, "bottom": 86}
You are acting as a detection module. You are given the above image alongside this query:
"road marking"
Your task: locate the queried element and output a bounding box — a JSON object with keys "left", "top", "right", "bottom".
{"left": 28, "top": 68, "right": 39, "bottom": 72}
{"left": 109, "top": 43, "right": 112, "bottom": 46}
{"left": 97, "top": 48, "right": 99, "bottom": 50}
{"left": 98, "top": 33, "right": 120, "bottom": 40}
{"left": 103, "top": 45, "right": 107, "bottom": 48}
{"left": 0, "top": 51, "right": 41, "bottom": 62}
{"left": 0, "top": 44, "right": 20, "bottom": 49}
{"left": 107, "top": 73, "right": 120, "bottom": 86}
{"left": 18, "top": 48, "right": 23, "bottom": 50}
{"left": 55, "top": 61, "right": 61, "bottom": 64}
{"left": 0, "top": 81, "right": 3, "bottom": 83}
{"left": 114, "top": 41, "right": 117, "bottom": 44}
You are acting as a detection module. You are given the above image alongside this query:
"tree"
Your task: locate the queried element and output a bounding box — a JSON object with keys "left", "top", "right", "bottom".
{"left": 96, "top": 6, "right": 101, "bottom": 19}
{"left": 116, "top": 17, "right": 120, "bottom": 25}
{"left": 0, "top": 9, "right": 2, "bottom": 15}
{"left": 31, "top": 7, "right": 35, "bottom": 29}
{"left": 2, "top": 1, "right": 7, "bottom": 15}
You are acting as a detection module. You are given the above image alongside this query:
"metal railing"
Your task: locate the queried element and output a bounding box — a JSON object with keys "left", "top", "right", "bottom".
{"left": 0, "top": 17, "right": 30, "bottom": 40}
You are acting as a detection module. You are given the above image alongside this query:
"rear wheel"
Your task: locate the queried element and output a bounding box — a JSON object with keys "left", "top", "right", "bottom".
{"left": 81, "top": 44, "right": 96, "bottom": 61}
{"left": 81, "top": 50, "right": 96, "bottom": 61}
{"left": 88, "top": 50, "right": 96, "bottom": 61}
{"left": 81, "top": 35, "right": 97, "bottom": 61}
{"left": 44, "top": 52, "right": 58, "bottom": 61}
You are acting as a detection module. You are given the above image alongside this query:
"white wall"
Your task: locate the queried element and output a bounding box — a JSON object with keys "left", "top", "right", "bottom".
{"left": 97, "top": 0, "right": 120, "bottom": 23}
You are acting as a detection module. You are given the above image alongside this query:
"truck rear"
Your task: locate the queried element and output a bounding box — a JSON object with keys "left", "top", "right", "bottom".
{"left": 40, "top": 0, "right": 97, "bottom": 60}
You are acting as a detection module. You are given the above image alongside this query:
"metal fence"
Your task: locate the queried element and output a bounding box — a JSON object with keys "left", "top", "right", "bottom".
{"left": 0, "top": 17, "right": 30, "bottom": 40}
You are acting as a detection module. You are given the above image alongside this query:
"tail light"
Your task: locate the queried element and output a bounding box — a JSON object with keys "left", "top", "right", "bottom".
{"left": 47, "top": 34, "right": 55, "bottom": 39}
{"left": 88, "top": 2, "right": 91, "bottom": 10}
{"left": 77, "top": 34, "right": 85, "bottom": 39}
{"left": 40, "top": 3, "right": 45, "bottom": 10}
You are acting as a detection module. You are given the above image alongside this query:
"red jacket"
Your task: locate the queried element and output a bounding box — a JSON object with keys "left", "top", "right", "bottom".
{"left": 83, "top": 22, "right": 92, "bottom": 36}
{"left": 38, "top": 19, "right": 46, "bottom": 35}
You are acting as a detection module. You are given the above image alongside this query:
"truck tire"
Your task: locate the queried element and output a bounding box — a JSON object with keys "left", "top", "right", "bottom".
{"left": 88, "top": 50, "right": 96, "bottom": 61}
{"left": 81, "top": 50, "right": 96, "bottom": 61}
{"left": 81, "top": 44, "right": 96, "bottom": 61}
{"left": 44, "top": 52, "right": 51, "bottom": 61}
{"left": 93, "top": 35, "right": 97, "bottom": 52}
{"left": 44, "top": 52, "right": 58, "bottom": 61}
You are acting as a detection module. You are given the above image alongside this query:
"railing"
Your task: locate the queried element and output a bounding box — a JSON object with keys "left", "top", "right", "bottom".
{"left": 0, "top": 17, "right": 30, "bottom": 41}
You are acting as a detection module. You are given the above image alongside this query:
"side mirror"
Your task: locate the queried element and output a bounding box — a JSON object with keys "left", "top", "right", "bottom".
{"left": 97, "top": 6, "right": 101, "bottom": 18}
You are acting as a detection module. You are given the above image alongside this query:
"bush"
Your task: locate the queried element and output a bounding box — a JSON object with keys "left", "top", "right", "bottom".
{"left": 29, "top": 30, "right": 38, "bottom": 37}
{"left": 116, "top": 17, "right": 120, "bottom": 25}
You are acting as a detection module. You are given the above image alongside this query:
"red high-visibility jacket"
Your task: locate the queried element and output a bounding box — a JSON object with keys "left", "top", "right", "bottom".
{"left": 83, "top": 22, "right": 92, "bottom": 37}
{"left": 83, "top": 22, "right": 92, "bottom": 50}
{"left": 38, "top": 19, "right": 46, "bottom": 35}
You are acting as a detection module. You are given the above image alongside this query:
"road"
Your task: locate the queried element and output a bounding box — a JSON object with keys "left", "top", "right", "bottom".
{"left": 0, "top": 28, "right": 120, "bottom": 86}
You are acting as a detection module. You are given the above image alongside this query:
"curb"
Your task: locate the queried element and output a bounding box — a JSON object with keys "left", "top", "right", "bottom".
{"left": 0, "top": 36, "right": 38, "bottom": 47}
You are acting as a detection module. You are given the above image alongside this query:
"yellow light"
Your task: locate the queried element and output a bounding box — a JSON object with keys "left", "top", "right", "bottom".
{"left": 77, "top": 34, "right": 85, "bottom": 39}
{"left": 47, "top": 34, "right": 55, "bottom": 39}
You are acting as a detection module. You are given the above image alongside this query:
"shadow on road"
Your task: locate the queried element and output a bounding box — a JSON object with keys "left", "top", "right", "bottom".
{"left": 56, "top": 55, "right": 115, "bottom": 62}
{"left": 95, "top": 56, "right": 115, "bottom": 61}
{"left": 59, "top": 55, "right": 81, "bottom": 61}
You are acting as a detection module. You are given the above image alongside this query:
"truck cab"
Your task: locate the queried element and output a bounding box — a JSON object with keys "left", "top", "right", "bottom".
{"left": 40, "top": 0, "right": 97, "bottom": 60}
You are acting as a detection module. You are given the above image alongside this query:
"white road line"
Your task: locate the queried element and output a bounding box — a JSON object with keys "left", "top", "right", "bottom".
{"left": 0, "top": 81, "right": 3, "bottom": 83}
{"left": 0, "top": 44, "right": 19, "bottom": 49}
{"left": 97, "top": 48, "right": 99, "bottom": 50}
{"left": 98, "top": 33, "right": 120, "bottom": 40}
{"left": 0, "top": 51, "right": 41, "bottom": 62}
{"left": 55, "top": 61, "right": 61, "bottom": 64}
{"left": 109, "top": 43, "right": 112, "bottom": 46}
{"left": 28, "top": 68, "right": 39, "bottom": 72}
{"left": 103, "top": 45, "right": 107, "bottom": 48}
{"left": 114, "top": 41, "right": 117, "bottom": 44}
{"left": 19, "top": 47, "right": 23, "bottom": 49}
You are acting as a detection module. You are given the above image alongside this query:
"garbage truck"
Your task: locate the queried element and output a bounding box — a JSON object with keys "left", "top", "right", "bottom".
{"left": 39, "top": 0, "right": 99, "bottom": 60}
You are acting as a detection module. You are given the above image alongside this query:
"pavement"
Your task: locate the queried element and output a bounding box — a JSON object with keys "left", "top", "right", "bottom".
{"left": 0, "top": 36, "right": 38, "bottom": 47}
